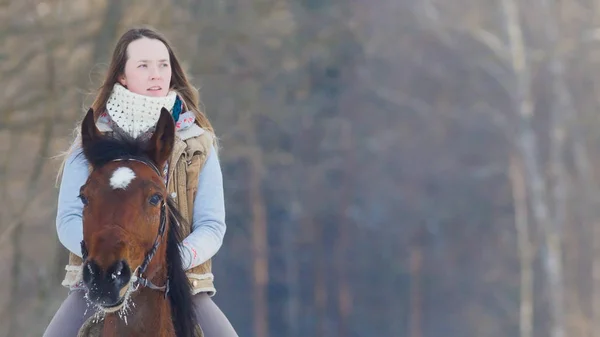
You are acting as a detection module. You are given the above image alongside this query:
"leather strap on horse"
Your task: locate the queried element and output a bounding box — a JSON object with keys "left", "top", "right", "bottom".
{"left": 136, "top": 200, "right": 167, "bottom": 274}
{"left": 132, "top": 275, "right": 170, "bottom": 297}
{"left": 132, "top": 199, "right": 170, "bottom": 298}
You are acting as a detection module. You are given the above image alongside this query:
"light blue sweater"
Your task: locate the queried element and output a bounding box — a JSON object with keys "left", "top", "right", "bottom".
{"left": 56, "top": 143, "right": 226, "bottom": 270}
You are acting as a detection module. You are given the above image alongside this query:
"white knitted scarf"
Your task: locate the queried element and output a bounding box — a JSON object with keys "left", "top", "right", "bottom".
{"left": 104, "top": 83, "right": 178, "bottom": 138}
{"left": 96, "top": 83, "right": 203, "bottom": 144}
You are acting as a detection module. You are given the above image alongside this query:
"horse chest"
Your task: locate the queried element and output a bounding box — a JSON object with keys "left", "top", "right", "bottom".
{"left": 78, "top": 306, "right": 176, "bottom": 337}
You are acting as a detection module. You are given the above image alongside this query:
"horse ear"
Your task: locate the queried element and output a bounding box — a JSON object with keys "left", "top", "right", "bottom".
{"left": 81, "top": 108, "right": 100, "bottom": 155}
{"left": 147, "top": 108, "right": 175, "bottom": 170}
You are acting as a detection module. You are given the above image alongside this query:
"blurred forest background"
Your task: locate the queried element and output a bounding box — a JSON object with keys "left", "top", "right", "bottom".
{"left": 3, "top": 0, "right": 600, "bottom": 336}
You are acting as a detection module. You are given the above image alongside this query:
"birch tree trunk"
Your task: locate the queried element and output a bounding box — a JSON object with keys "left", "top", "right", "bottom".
{"left": 502, "top": 0, "right": 565, "bottom": 336}
{"left": 538, "top": 0, "right": 580, "bottom": 334}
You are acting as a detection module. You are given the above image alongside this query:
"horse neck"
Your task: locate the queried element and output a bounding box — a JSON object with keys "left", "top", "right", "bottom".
{"left": 101, "top": 288, "right": 174, "bottom": 337}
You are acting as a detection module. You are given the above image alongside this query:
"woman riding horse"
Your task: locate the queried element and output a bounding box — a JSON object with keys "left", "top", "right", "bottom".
{"left": 43, "top": 27, "right": 239, "bottom": 337}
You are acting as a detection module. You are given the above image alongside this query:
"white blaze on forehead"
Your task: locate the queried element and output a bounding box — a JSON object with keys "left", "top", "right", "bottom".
{"left": 110, "top": 167, "right": 136, "bottom": 189}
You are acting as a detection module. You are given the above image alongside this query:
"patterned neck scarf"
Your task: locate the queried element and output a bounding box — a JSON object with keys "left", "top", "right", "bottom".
{"left": 97, "top": 83, "right": 198, "bottom": 184}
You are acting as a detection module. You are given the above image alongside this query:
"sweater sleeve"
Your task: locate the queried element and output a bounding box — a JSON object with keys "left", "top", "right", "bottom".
{"left": 179, "top": 144, "right": 227, "bottom": 270}
{"left": 55, "top": 147, "right": 89, "bottom": 258}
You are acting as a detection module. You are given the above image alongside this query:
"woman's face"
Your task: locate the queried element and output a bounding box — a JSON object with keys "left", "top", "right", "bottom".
{"left": 119, "top": 37, "right": 172, "bottom": 97}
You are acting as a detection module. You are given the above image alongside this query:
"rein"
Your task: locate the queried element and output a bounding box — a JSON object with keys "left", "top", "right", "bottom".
{"left": 81, "top": 157, "right": 171, "bottom": 298}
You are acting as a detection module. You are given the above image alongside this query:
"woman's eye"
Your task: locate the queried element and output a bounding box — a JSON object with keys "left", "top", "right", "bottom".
{"left": 78, "top": 194, "right": 89, "bottom": 206}
{"left": 149, "top": 194, "right": 162, "bottom": 206}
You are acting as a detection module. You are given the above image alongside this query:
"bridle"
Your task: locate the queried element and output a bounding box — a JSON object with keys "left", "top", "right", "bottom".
{"left": 80, "top": 157, "right": 171, "bottom": 298}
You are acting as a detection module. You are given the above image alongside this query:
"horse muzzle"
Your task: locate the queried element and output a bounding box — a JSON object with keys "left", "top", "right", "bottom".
{"left": 82, "top": 259, "right": 132, "bottom": 310}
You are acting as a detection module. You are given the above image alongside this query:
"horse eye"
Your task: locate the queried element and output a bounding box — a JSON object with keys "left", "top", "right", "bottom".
{"left": 78, "top": 194, "right": 89, "bottom": 206}
{"left": 149, "top": 194, "right": 162, "bottom": 206}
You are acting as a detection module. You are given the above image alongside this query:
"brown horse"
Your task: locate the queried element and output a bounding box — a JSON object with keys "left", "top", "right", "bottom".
{"left": 75, "top": 108, "right": 200, "bottom": 337}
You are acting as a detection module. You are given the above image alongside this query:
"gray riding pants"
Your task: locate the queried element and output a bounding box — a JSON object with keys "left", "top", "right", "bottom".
{"left": 42, "top": 290, "right": 239, "bottom": 337}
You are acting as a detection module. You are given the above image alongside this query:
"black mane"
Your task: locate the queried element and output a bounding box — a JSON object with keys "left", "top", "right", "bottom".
{"left": 165, "top": 197, "right": 198, "bottom": 337}
{"left": 78, "top": 131, "right": 154, "bottom": 169}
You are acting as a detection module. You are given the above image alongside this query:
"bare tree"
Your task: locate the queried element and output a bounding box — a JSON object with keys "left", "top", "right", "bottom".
{"left": 503, "top": 0, "right": 565, "bottom": 336}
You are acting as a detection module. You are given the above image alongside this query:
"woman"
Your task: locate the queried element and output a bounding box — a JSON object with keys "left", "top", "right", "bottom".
{"left": 43, "top": 27, "right": 238, "bottom": 337}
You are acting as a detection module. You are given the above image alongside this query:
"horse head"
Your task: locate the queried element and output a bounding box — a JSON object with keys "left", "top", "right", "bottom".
{"left": 76, "top": 108, "right": 198, "bottom": 337}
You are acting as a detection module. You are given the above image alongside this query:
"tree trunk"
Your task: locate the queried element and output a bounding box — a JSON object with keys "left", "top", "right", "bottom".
{"left": 7, "top": 221, "right": 23, "bottom": 337}
{"left": 585, "top": 2, "right": 600, "bottom": 332}
{"left": 91, "top": 0, "right": 123, "bottom": 67}
{"left": 509, "top": 153, "right": 534, "bottom": 337}
{"left": 502, "top": 0, "right": 564, "bottom": 336}
{"left": 409, "top": 241, "right": 423, "bottom": 337}
{"left": 314, "top": 216, "right": 327, "bottom": 337}
{"left": 283, "top": 207, "right": 299, "bottom": 337}
{"left": 249, "top": 157, "right": 269, "bottom": 337}
{"left": 539, "top": 0, "right": 576, "bottom": 334}
{"left": 336, "top": 121, "right": 353, "bottom": 337}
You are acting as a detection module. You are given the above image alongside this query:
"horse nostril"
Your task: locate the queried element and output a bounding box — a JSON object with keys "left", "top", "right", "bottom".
{"left": 82, "top": 260, "right": 99, "bottom": 285}
{"left": 109, "top": 260, "right": 131, "bottom": 287}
